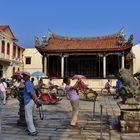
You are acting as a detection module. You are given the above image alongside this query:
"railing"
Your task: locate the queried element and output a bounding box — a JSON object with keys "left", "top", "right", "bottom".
{"left": 11, "top": 57, "right": 24, "bottom": 64}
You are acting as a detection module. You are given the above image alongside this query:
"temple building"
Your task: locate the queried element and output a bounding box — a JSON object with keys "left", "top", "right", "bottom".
{"left": 35, "top": 29, "right": 133, "bottom": 79}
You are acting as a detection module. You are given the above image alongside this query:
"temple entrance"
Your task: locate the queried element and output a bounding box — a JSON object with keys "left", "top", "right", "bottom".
{"left": 65, "top": 55, "right": 103, "bottom": 78}
{"left": 47, "top": 54, "right": 123, "bottom": 79}
{"left": 106, "top": 55, "right": 121, "bottom": 77}
{"left": 48, "top": 56, "right": 61, "bottom": 77}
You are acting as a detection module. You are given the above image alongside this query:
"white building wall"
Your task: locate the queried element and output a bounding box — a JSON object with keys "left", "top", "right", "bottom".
{"left": 132, "top": 43, "right": 140, "bottom": 73}
{"left": 23, "top": 48, "right": 42, "bottom": 74}
{"left": 0, "top": 27, "right": 24, "bottom": 79}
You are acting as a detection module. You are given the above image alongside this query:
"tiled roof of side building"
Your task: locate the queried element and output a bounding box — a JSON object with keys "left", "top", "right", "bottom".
{"left": 0, "top": 25, "right": 18, "bottom": 41}
{"left": 0, "top": 25, "right": 9, "bottom": 30}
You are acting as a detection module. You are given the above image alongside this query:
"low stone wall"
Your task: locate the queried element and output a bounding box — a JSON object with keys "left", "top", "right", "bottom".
{"left": 40, "top": 78, "right": 117, "bottom": 91}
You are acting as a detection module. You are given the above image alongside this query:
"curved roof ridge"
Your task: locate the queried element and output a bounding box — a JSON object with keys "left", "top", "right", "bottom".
{"left": 49, "top": 30, "right": 123, "bottom": 40}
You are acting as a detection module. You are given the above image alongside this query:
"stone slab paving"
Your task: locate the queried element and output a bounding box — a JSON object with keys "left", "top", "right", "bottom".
{"left": 0, "top": 96, "right": 140, "bottom": 140}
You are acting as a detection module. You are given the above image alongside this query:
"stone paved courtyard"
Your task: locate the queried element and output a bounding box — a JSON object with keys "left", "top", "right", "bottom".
{"left": 0, "top": 95, "right": 140, "bottom": 140}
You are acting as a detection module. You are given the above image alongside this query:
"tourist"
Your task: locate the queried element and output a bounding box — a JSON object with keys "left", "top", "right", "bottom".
{"left": 63, "top": 77, "right": 80, "bottom": 127}
{"left": 114, "top": 79, "right": 121, "bottom": 99}
{"left": 133, "top": 74, "right": 140, "bottom": 85}
{"left": 115, "top": 79, "right": 121, "bottom": 91}
{"left": 48, "top": 77, "right": 55, "bottom": 88}
{"left": 22, "top": 72, "right": 41, "bottom": 136}
{"left": 14, "top": 77, "right": 23, "bottom": 88}
{"left": 101, "top": 79, "right": 112, "bottom": 95}
{"left": 0, "top": 78, "right": 7, "bottom": 105}
{"left": 35, "top": 78, "right": 45, "bottom": 97}
{"left": 31, "top": 77, "right": 35, "bottom": 85}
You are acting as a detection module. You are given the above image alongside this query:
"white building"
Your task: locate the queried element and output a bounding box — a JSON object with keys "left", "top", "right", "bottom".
{"left": 132, "top": 43, "right": 140, "bottom": 73}
{"left": 23, "top": 48, "right": 42, "bottom": 74}
{"left": 0, "top": 25, "right": 25, "bottom": 78}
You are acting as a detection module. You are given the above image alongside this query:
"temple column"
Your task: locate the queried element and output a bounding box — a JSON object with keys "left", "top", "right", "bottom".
{"left": 98, "top": 54, "right": 102, "bottom": 78}
{"left": 122, "top": 54, "right": 125, "bottom": 68}
{"left": 103, "top": 55, "right": 106, "bottom": 78}
{"left": 44, "top": 57, "right": 47, "bottom": 75}
{"left": 61, "top": 56, "right": 64, "bottom": 78}
{"left": 45, "top": 57, "right": 48, "bottom": 75}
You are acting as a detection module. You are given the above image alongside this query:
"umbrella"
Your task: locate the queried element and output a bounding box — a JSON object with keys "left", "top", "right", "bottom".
{"left": 31, "top": 71, "right": 46, "bottom": 77}
{"left": 72, "top": 75, "right": 87, "bottom": 79}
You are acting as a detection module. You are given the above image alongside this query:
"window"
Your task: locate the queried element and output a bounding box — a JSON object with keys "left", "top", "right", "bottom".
{"left": 7, "top": 43, "right": 10, "bottom": 55}
{"left": 13, "top": 45, "right": 16, "bottom": 57}
{"left": 2, "top": 41, "right": 5, "bottom": 53}
{"left": 25, "top": 57, "right": 31, "bottom": 64}
{"left": 13, "top": 67, "right": 15, "bottom": 75}
{"left": 18, "top": 48, "right": 20, "bottom": 58}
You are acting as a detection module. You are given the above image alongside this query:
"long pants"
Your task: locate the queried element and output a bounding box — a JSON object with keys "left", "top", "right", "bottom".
{"left": 70, "top": 99, "right": 79, "bottom": 125}
{"left": 0, "top": 106, "right": 2, "bottom": 134}
{"left": 2, "top": 91, "right": 6, "bottom": 104}
{"left": 25, "top": 100, "right": 36, "bottom": 133}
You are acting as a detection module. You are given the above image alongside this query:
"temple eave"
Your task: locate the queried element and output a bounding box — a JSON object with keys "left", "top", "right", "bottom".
{"left": 36, "top": 45, "right": 132, "bottom": 53}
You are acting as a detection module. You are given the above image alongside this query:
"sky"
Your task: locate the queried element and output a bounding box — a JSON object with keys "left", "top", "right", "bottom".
{"left": 0, "top": 0, "right": 140, "bottom": 48}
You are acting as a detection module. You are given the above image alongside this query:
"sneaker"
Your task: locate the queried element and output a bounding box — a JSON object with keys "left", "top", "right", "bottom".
{"left": 28, "top": 131, "right": 38, "bottom": 136}
{"left": 25, "top": 129, "right": 30, "bottom": 133}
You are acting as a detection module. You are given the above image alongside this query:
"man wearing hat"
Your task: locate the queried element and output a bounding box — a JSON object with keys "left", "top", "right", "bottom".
{"left": 22, "top": 72, "right": 40, "bottom": 136}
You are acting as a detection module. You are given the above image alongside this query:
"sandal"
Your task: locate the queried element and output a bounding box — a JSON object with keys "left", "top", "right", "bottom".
{"left": 70, "top": 124, "right": 78, "bottom": 127}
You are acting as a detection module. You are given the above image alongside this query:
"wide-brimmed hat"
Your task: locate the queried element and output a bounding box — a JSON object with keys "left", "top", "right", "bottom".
{"left": 22, "top": 72, "right": 31, "bottom": 77}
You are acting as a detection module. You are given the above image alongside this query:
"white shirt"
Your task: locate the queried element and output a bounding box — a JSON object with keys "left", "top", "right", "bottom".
{"left": 14, "top": 81, "right": 20, "bottom": 88}
{"left": 0, "top": 82, "right": 7, "bottom": 92}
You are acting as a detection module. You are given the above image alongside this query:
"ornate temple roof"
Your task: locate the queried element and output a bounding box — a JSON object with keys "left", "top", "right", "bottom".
{"left": 35, "top": 30, "right": 133, "bottom": 53}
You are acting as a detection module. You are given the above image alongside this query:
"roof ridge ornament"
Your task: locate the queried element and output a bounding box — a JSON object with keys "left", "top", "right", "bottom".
{"left": 48, "top": 28, "right": 54, "bottom": 38}
{"left": 34, "top": 36, "right": 40, "bottom": 46}
{"left": 119, "top": 27, "right": 125, "bottom": 36}
{"left": 127, "top": 34, "right": 134, "bottom": 45}
{"left": 42, "top": 36, "right": 48, "bottom": 47}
